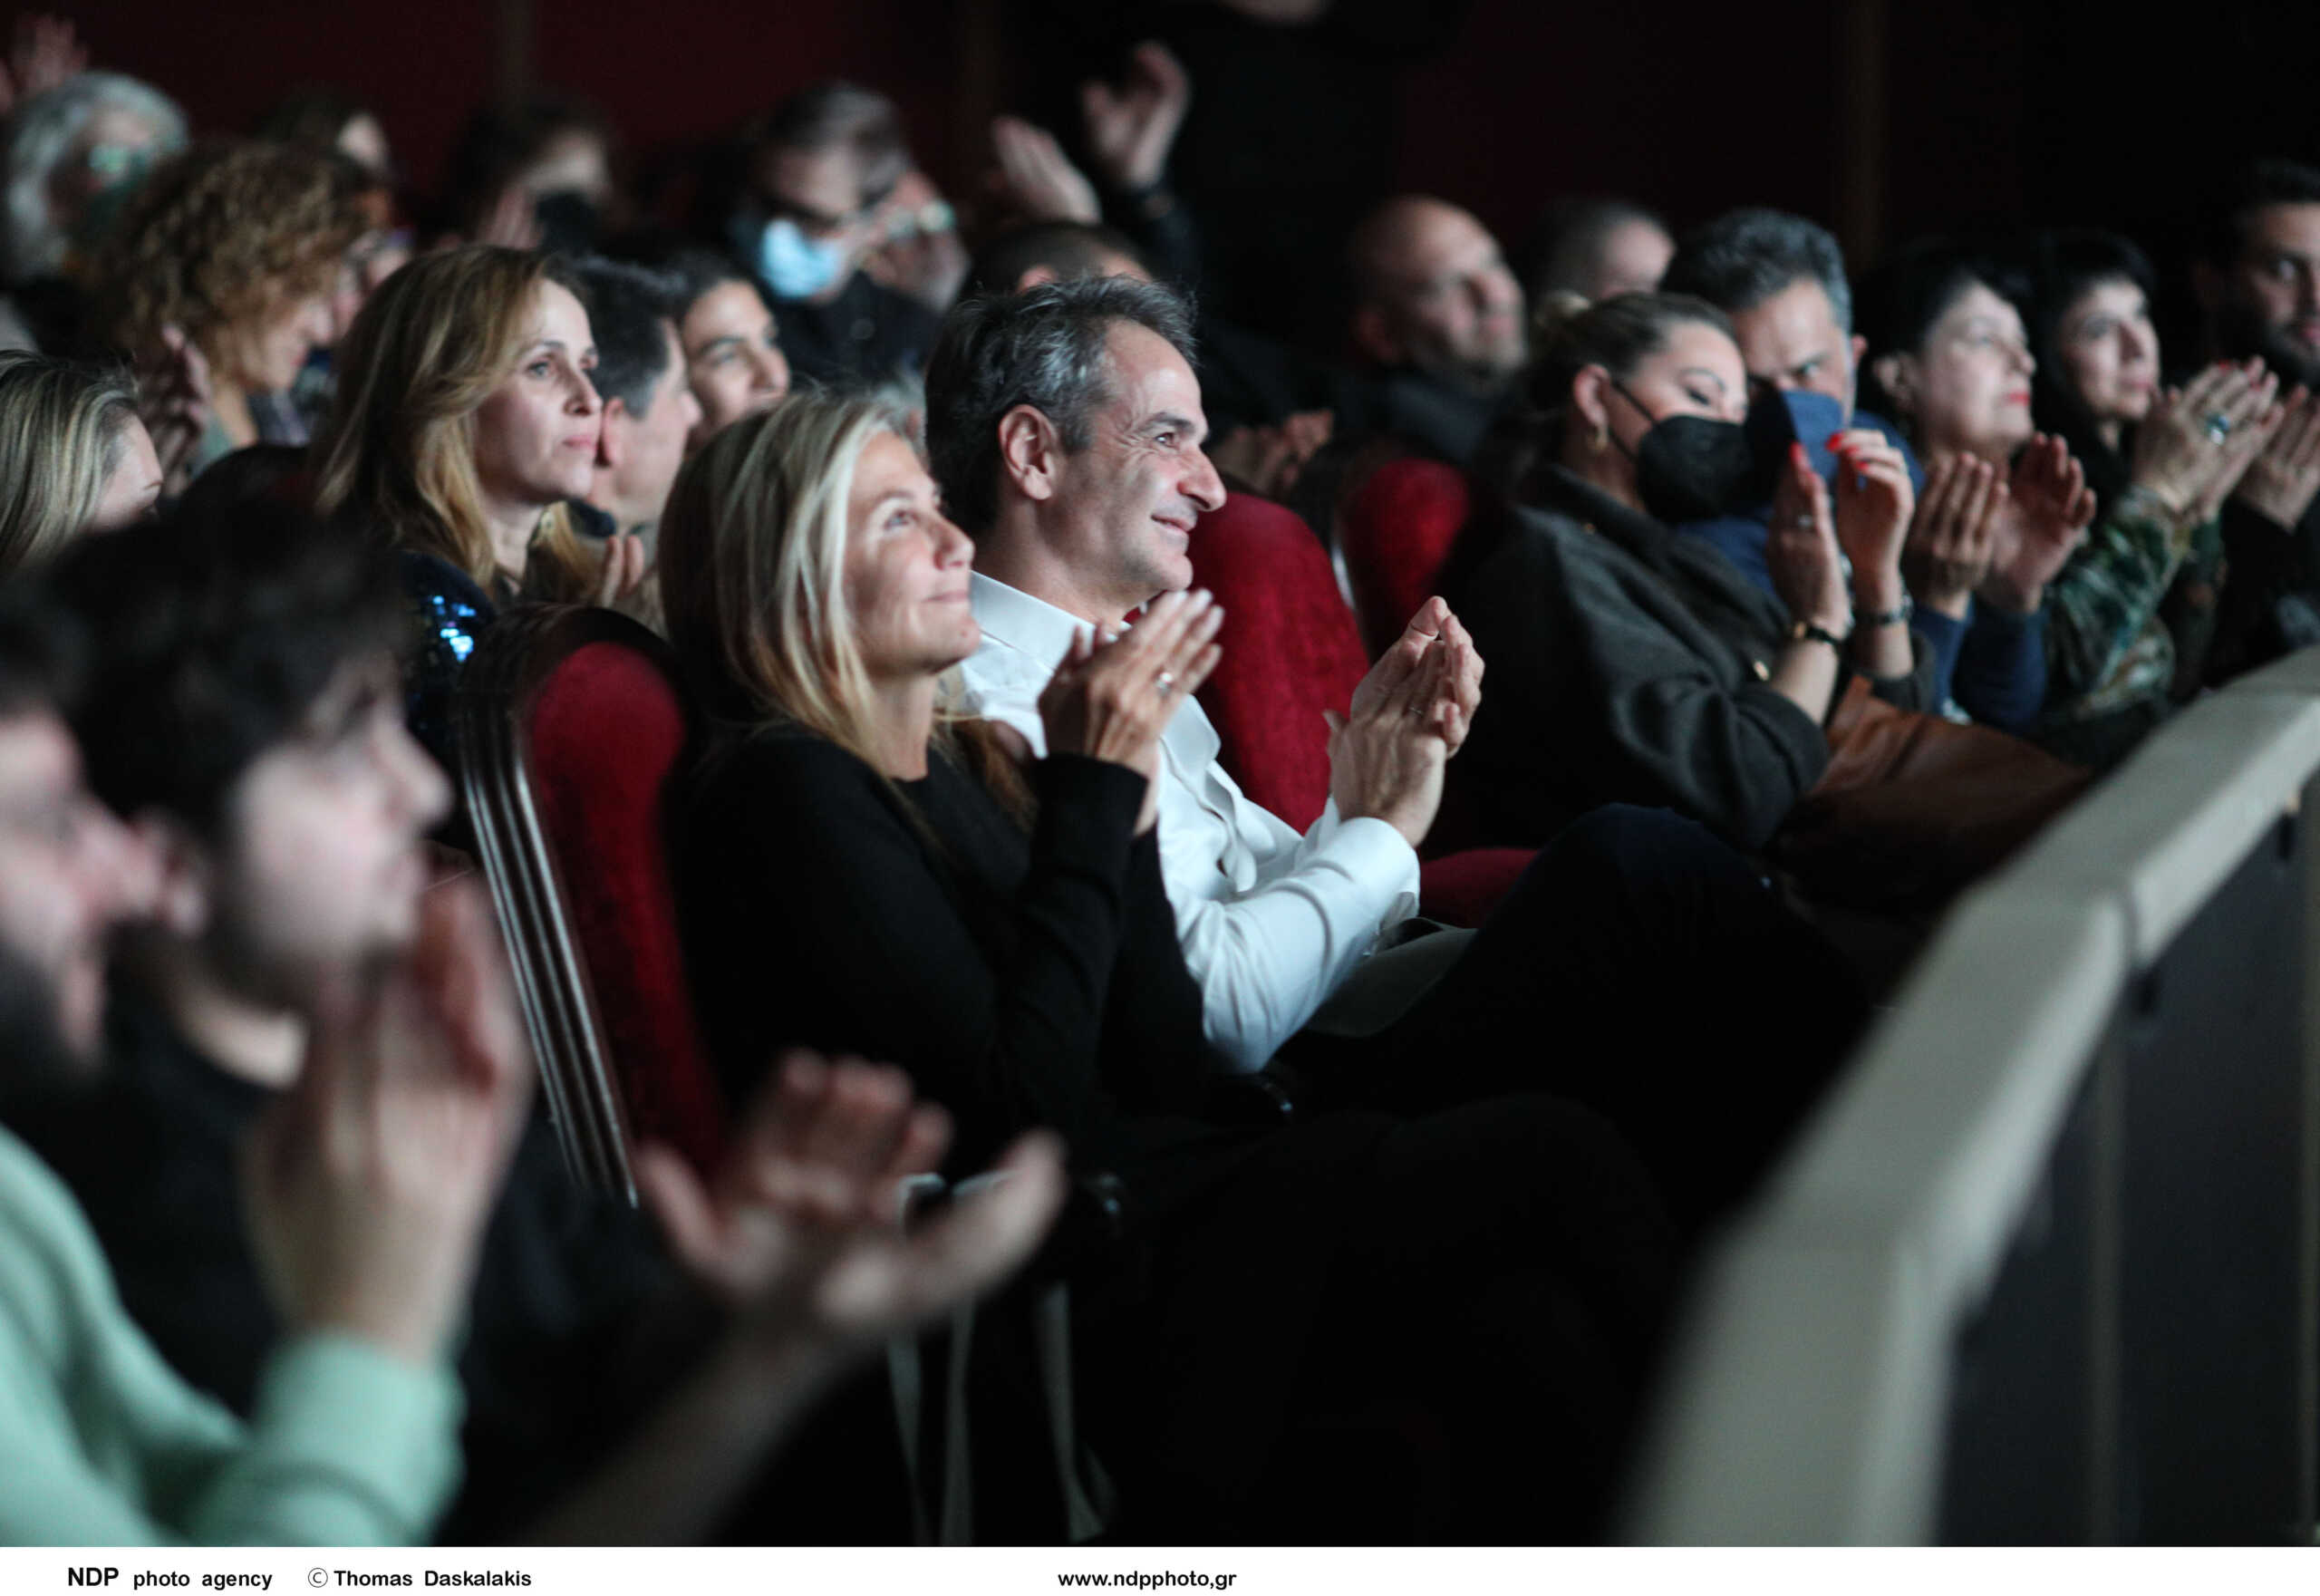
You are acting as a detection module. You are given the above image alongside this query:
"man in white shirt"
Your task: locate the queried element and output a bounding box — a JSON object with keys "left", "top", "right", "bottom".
{"left": 923, "top": 277, "right": 1875, "bottom": 1232}
{"left": 929, "top": 276, "right": 1484, "bottom": 1071}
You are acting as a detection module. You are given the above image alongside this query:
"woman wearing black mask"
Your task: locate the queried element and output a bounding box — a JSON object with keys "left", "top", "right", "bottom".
{"left": 1451, "top": 291, "right": 1935, "bottom": 853}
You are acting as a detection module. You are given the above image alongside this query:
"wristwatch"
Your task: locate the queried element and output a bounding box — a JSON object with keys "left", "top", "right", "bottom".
{"left": 1789, "top": 620, "right": 1846, "bottom": 653}
{"left": 1861, "top": 595, "right": 1913, "bottom": 628}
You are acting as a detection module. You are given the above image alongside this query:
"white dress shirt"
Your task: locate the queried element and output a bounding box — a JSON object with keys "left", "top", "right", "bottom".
{"left": 958, "top": 573, "right": 1424, "bottom": 1071}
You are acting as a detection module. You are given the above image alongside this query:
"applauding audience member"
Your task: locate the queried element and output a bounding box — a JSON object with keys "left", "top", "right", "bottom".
{"left": 0, "top": 351, "right": 158, "bottom": 570}
{"left": 24, "top": 498, "right": 1065, "bottom": 1543}
{"left": 1863, "top": 240, "right": 2274, "bottom": 767}
{"left": 0, "top": 576, "right": 530, "bottom": 1545}
{"left": 662, "top": 388, "right": 1685, "bottom": 1540}
{"left": 2026, "top": 230, "right": 2320, "bottom": 753}
{"left": 2189, "top": 159, "right": 2320, "bottom": 677}
{"left": 1455, "top": 291, "right": 1932, "bottom": 851}
{"left": 933, "top": 278, "right": 1861, "bottom": 1220}
{"left": 1662, "top": 208, "right": 2044, "bottom": 729}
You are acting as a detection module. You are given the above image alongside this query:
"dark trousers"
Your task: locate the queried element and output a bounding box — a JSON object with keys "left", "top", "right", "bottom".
{"left": 1087, "top": 1090, "right": 1679, "bottom": 1543}
{"left": 1295, "top": 804, "right": 1869, "bottom": 1230}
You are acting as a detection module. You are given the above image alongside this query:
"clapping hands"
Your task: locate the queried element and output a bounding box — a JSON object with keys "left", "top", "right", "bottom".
{"left": 633, "top": 1052, "right": 1065, "bottom": 1368}
{"left": 1982, "top": 434, "right": 2095, "bottom": 612}
{"left": 1326, "top": 597, "right": 1483, "bottom": 849}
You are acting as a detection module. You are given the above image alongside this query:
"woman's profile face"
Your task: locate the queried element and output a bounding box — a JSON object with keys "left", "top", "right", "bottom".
{"left": 88, "top": 417, "right": 161, "bottom": 533}
{"left": 840, "top": 430, "right": 978, "bottom": 683}
{"left": 223, "top": 285, "right": 334, "bottom": 394}
{"left": 470, "top": 279, "right": 601, "bottom": 514}
{"left": 1901, "top": 281, "right": 2036, "bottom": 461}
{"left": 2056, "top": 276, "right": 2160, "bottom": 430}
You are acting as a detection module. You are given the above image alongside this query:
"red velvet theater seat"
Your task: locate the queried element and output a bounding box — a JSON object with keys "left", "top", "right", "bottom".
{"left": 1185, "top": 492, "right": 1369, "bottom": 830}
{"left": 1184, "top": 492, "right": 1530, "bottom": 927}
{"left": 456, "top": 605, "right": 726, "bottom": 1192}
{"left": 1339, "top": 459, "right": 1473, "bottom": 660}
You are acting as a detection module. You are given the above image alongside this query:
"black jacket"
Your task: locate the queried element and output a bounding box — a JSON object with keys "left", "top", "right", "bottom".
{"left": 1452, "top": 468, "right": 1938, "bottom": 853}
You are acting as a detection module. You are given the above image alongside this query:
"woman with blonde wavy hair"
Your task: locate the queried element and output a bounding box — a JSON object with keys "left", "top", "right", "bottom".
{"left": 663, "top": 388, "right": 1684, "bottom": 1541}
{"left": 314, "top": 243, "right": 644, "bottom": 766}
{"left": 0, "top": 350, "right": 160, "bottom": 571}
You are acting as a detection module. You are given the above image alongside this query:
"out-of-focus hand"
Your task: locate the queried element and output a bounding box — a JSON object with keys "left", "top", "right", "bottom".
{"left": 1986, "top": 433, "right": 2094, "bottom": 609}
{"left": 2131, "top": 361, "right": 2276, "bottom": 523}
{"left": 1766, "top": 441, "right": 1850, "bottom": 634}
{"left": 472, "top": 185, "right": 544, "bottom": 250}
{"left": 1828, "top": 427, "right": 1914, "bottom": 610}
{"left": 138, "top": 324, "right": 213, "bottom": 499}
{"left": 1902, "top": 452, "right": 2006, "bottom": 618}
{"left": 591, "top": 530, "right": 649, "bottom": 610}
{"left": 1208, "top": 410, "right": 1334, "bottom": 500}
{"left": 2233, "top": 386, "right": 2320, "bottom": 529}
{"left": 989, "top": 118, "right": 1101, "bottom": 225}
{"left": 634, "top": 1052, "right": 1064, "bottom": 1367}
{"left": 241, "top": 879, "right": 534, "bottom": 1366}
{"left": 1078, "top": 42, "right": 1191, "bottom": 194}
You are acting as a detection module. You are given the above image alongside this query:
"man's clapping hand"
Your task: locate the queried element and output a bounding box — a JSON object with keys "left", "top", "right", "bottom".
{"left": 1325, "top": 596, "right": 1483, "bottom": 849}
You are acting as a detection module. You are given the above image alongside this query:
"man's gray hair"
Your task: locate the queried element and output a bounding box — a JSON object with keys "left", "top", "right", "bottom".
{"left": 4, "top": 73, "right": 187, "bottom": 284}
{"left": 923, "top": 276, "right": 1197, "bottom": 536}
{"left": 1662, "top": 207, "right": 1854, "bottom": 334}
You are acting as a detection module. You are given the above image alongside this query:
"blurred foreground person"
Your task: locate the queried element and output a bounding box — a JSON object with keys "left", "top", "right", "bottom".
{"left": 0, "top": 572, "right": 529, "bottom": 1543}
{"left": 18, "top": 498, "right": 1063, "bottom": 1542}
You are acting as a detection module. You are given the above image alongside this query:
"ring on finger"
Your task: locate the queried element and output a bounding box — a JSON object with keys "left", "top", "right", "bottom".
{"left": 1155, "top": 671, "right": 1176, "bottom": 696}
{"left": 2206, "top": 411, "right": 2234, "bottom": 444}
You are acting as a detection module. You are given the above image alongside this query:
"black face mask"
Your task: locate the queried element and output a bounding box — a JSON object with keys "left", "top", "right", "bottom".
{"left": 1610, "top": 381, "right": 1767, "bottom": 524}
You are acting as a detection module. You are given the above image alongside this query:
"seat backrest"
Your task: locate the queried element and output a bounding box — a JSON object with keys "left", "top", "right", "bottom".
{"left": 1339, "top": 459, "right": 1473, "bottom": 659}
{"left": 457, "top": 605, "right": 727, "bottom": 1195}
{"left": 1185, "top": 493, "right": 1368, "bottom": 831}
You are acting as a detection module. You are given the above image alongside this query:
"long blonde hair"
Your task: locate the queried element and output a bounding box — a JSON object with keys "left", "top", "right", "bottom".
{"left": 0, "top": 351, "right": 139, "bottom": 573}
{"left": 660, "top": 392, "right": 898, "bottom": 758}
{"left": 312, "top": 243, "right": 597, "bottom": 600}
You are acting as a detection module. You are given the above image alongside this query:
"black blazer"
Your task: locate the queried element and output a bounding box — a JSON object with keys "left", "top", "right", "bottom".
{"left": 1453, "top": 468, "right": 1938, "bottom": 853}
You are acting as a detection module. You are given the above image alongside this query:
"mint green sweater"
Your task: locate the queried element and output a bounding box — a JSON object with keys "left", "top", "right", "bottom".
{"left": 0, "top": 1125, "right": 463, "bottom": 1544}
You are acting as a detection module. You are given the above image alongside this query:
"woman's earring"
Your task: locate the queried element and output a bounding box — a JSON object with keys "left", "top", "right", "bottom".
{"left": 1590, "top": 422, "right": 1610, "bottom": 453}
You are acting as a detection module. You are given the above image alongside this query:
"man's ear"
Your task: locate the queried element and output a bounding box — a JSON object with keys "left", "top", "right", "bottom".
{"left": 996, "top": 403, "right": 1063, "bottom": 504}
{"left": 1350, "top": 303, "right": 1405, "bottom": 367}
{"left": 132, "top": 811, "right": 212, "bottom": 942}
{"left": 1869, "top": 351, "right": 1915, "bottom": 416}
{"left": 595, "top": 396, "right": 629, "bottom": 469}
{"left": 1850, "top": 333, "right": 1869, "bottom": 373}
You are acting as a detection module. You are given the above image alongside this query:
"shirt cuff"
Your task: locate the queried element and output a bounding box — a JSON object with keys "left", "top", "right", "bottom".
{"left": 246, "top": 1332, "right": 465, "bottom": 1539}
{"left": 1310, "top": 813, "right": 1423, "bottom": 931}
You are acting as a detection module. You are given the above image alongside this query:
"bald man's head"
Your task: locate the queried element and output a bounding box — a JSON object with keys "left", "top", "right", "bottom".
{"left": 1348, "top": 196, "right": 1525, "bottom": 391}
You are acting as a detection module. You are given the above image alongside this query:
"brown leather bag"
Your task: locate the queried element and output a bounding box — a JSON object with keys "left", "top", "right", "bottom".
{"left": 1771, "top": 678, "right": 2093, "bottom": 910}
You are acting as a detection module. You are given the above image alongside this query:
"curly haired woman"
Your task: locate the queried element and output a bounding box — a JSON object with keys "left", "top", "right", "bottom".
{"left": 88, "top": 139, "right": 367, "bottom": 479}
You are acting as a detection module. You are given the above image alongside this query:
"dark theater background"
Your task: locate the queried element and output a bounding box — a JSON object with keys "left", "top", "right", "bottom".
{"left": 68, "top": 0, "right": 2320, "bottom": 319}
